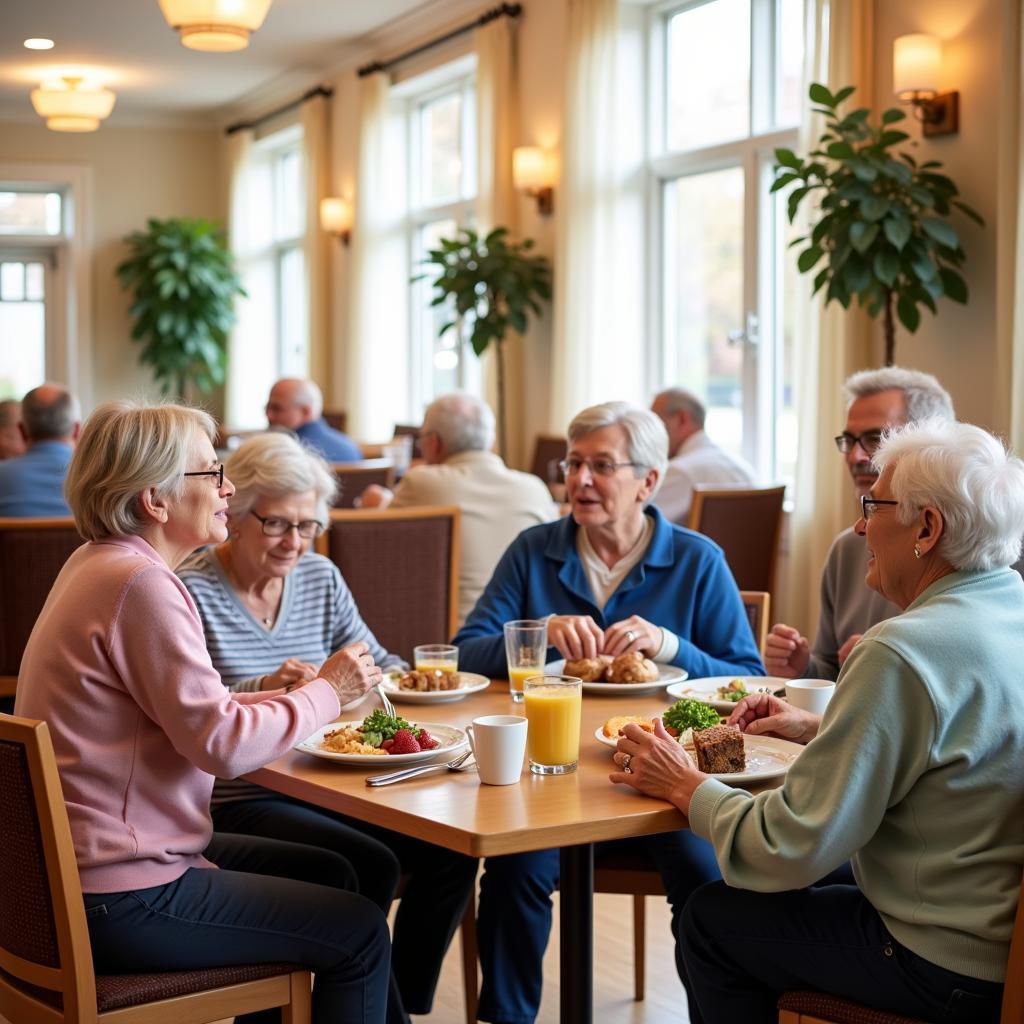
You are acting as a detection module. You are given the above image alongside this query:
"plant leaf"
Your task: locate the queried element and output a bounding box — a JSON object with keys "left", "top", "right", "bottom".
{"left": 809, "top": 83, "right": 835, "bottom": 106}
{"left": 883, "top": 216, "right": 912, "bottom": 251}
{"left": 939, "top": 267, "right": 968, "bottom": 303}
{"left": 897, "top": 294, "right": 921, "bottom": 332}
{"left": 861, "top": 196, "right": 891, "bottom": 222}
{"left": 797, "top": 245, "right": 823, "bottom": 273}
{"left": 921, "top": 217, "right": 959, "bottom": 249}
{"left": 873, "top": 248, "right": 900, "bottom": 287}
{"left": 881, "top": 108, "right": 907, "bottom": 124}
{"left": 849, "top": 222, "right": 879, "bottom": 254}
{"left": 774, "top": 148, "right": 801, "bottom": 169}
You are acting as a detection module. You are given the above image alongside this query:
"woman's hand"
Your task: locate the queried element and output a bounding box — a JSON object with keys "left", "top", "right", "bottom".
{"left": 603, "top": 615, "right": 661, "bottom": 657}
{"left": 763, "top": 623, "right": 811, "bottom": 678}
{"left": 608, "top": 720, "right": 707, "bottom": 814}
{"left": 727, "top": 691, "right": 819, "bottom": 745}
{"left": 317, "top": 641, "right": 382, "bottom": 706}
{"left": 261, "top": 658, "right": 318, "bottom": 691}
{"left": 548, "top": 614, "right": 604, "bottom": 660}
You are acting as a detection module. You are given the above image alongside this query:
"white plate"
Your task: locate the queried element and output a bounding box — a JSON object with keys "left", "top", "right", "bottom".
{"left": 594, "top": 728, "right": 801, "bottom": 785}
{"left": 666, "top": 676, "right": 786, "bottom": 713}
{"left": 297, "top": 722, "right": 468, "bottom": 766}
{"left": 380, "top": 671, "right": 491, "bottom": 704}
{"left": 544, "top": 659, "right": 687, "bottom": 696}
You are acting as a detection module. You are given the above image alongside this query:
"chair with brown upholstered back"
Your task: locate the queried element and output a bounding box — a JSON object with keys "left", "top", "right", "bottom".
{"left": 740, "top": 590, "right": 770, "bottom": 660}
{"left": 0, "top": 712, "right": 311, "bottom": 1024}
{"left": 529, "top": 435, "right": 568, "bottom": 496}
{"left": 0, "top": 518, "right": 83, "bottom": 701}
{"left": 315, "top": 506, "right": 460, "bottom": 662}
{"left": 330, "top": 459, "right": 397, "bottom": 508}
{"left": 322, "top": 409, "right": 348, "bottom": 434}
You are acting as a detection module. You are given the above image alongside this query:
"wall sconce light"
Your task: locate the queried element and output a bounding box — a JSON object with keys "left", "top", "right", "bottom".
{"left": 893, "top": 34, "right": 959, "bottom": 138}
{"left": 320, "top": 197, "right": 352, "bottom": 246}
{"left": 513, "top": 146, "right": 556, "bottom": 215}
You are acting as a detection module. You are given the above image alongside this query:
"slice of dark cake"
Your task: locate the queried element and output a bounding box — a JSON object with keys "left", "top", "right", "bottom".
{"left": 692, "top": 724, "right": 745, "bottom": 774}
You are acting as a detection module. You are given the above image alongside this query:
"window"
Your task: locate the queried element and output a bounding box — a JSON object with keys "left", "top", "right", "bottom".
{"left": 650, "top": 0, "right": 803, "bottom": 486}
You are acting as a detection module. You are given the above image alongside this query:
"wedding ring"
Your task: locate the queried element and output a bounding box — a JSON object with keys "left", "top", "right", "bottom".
{"left": 621, "top": 754, "right": 633, "bottom": 774}
{"left": 626, "top": 629, "right": 637, "bottom": 644}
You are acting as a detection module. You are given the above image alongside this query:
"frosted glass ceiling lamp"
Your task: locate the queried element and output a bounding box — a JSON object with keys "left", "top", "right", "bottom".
{"left": 158, "top": 0, "right": 273, "bottom": 52}
{"left": 893, "top": 34, "right": 959, "bottom": 138}
{"left": 30, "top": 76, "right": 116, "bottom": 132}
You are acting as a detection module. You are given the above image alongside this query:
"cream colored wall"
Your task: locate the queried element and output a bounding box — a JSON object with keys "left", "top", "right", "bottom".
{"left": 0, "top": 120, "right": 223, "bottom": 412}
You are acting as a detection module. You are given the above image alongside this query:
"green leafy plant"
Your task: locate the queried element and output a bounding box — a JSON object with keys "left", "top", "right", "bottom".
{"left": 774, "top": 83, "right": 983, "bottom": 365}
{"left": 116, "top": 217, "right": 246, "bottom": 397}
{"left": 417, "top": 227, "right": 552, "bottom": 457}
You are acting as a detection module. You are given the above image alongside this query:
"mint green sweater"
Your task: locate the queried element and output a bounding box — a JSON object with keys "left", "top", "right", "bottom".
{"left": 688, "top": 568, "right": 1024, "bottom": 983}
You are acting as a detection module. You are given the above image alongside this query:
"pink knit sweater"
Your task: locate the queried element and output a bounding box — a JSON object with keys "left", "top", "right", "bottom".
{"left": 15, "top": 534, "right": 340, "bottom": 893}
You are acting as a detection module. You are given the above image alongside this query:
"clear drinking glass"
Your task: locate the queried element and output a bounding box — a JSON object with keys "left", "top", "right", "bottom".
{"left": 503, "top": 619, "right": 548, "bottom": 703}
{"left": 413, "top": 644, "right": 458, "bottom": 676}
{"left": 523, "top": 674, "right": 583, "bottom": 775}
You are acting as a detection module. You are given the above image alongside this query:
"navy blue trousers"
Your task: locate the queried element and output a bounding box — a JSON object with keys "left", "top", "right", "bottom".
{"left": 83, "top": 832, "right": 391, "bottom": 1024}
{"left": 476, "top": 829, "right": 721, "bottom": 1023}
{"left": 680, "top": 881, "right": 1003, "bottom": 1024}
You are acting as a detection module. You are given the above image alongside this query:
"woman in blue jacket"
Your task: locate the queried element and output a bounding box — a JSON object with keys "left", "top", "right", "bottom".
{"left": 454, "top": 401, "right": 764, "bottom": 1024}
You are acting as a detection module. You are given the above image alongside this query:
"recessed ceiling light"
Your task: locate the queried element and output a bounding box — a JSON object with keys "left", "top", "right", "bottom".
{"left": 24, "top": 38, "right": 55, "bottom": 50}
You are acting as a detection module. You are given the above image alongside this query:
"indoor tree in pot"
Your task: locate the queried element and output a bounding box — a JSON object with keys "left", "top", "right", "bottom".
{"left": 774, "top": 83, "right": 983, "bottom": 365}
{"left": 116, "top": 217, "right": 246, "bottom": 398}
{"left": 418, "top": 227, "right": 552, "bottom": 458}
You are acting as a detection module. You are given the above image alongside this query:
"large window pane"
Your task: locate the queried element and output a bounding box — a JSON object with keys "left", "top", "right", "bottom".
{"left": 0, "top": 259, "right": 46, "bottom": 399}
{"left": 0, "top": 192, "right": 61, "bottom": 235}
{"left": 419, "top": 92, "right": 464, "bottom": 205}
{"left": 774, "top": 187, "right": 799, "bottom": 488}
{"left": 667, "top": 0, "right": 750, "bottom": 151}
{"left": 278, "top": 246, "right": 307, "bottom": 376}
{"left": 275, "top": 147, "right": 304, "bottom": 241}
{"left": 776, "top": 0, "right": 805, "bottom": 127}
{"left": 419, "top": 218, "right": 461, "bottom": 397}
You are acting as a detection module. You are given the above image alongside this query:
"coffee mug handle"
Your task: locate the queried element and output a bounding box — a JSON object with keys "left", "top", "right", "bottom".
{"left": 465, "top": 724, "right": 476, "bottom": 757}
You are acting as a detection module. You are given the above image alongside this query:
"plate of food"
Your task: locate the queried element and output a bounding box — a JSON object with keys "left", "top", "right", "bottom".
{"left": 381, "top": 669, "right": 490, "bottom": 704}
{"left": 545, "top": 655, "right": 687, "bottom": 695}
{"left": 666, "top": 676, "right": 786, "bottom": 713}
{"left": 297, "top": 710, "right": 467, "bottom": 765}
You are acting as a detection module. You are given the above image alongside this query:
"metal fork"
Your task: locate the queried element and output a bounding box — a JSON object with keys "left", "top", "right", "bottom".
{"left": 375, "top": 678, "right": 397, "bottom": 718}
{"left": 365, "top": 748, "right": 474, "bottom": 787}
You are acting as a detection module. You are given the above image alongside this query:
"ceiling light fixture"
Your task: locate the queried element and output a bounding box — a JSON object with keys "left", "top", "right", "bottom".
{"left": 158, "top": 0, "right": 274, "bottom": 52}
{"left": 30, "top": 76, "right": 116, "bottom": 132}
{"left": 24, "top": 38, "right": 55, "bottom": 50}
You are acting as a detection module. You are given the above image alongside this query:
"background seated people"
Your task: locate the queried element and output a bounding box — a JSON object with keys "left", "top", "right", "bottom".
{"left": 178, "top": 430, "right": 477, "bottom": 1021}
{"left": 0, "top": 398, "right": 25, "bottom": 459}
{"left": 613, "top": 418, "right": 1024, "bottom": 1024}
{"left": 14, "top": 400, "right": 391, "bottom": 1024}
{"left": 454, "top": 401, "right": 764, "bottom": 1024}
{"left": 0, "top": 383, "right": 81, "bottom": 516}
{"left": 360, "top": 393, "right": 557, "bottom": 625}
{"left": 650, "top": 387, "right": 756, "bottom": 524}
{"left": 266, "top": 376, "right": 361, "bottom": 462}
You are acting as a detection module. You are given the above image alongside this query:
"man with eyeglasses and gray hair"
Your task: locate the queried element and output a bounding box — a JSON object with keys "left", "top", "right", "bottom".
{"left": 765, "top": 366, "right": 955, "bottom": 680}
{"left": 0, "top": 382, "right": 81, "bottom": 516}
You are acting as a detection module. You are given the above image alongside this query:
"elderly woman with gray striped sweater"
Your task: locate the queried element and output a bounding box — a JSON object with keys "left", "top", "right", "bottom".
{"left": 178, "top": 431, "right": 477, "bottom": 1024}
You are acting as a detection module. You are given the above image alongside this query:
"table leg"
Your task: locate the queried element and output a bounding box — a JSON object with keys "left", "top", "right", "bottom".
{"left": 559, "top": 843, "right": 593, "bottom": 1024}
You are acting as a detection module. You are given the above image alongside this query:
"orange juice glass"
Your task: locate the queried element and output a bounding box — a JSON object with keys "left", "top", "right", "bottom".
{"left": 503, "top": 620, "right": 548, "bottom": 703}
{"left": 523, "top": 674, "right": 582, "bottom": 775}
{"left": 413, "top": 644, "right": 458, "bottom": 676}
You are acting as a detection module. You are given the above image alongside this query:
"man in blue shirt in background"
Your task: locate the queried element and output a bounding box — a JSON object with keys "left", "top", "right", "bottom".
{"left": 265, "top": 377, "right": 361, "bottom": 463}
{"left": 0, "top": 383, "right": 80, "bottom": 517}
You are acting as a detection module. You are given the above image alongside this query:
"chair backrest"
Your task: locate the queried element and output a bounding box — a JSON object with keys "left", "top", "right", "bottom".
{"left": 687, "top": 485, "right": 786, "bottom": 597}
{"left": 0, "top": 518, "right": 83, "bottom": 696}
{"left": 1002, "top": 877, "right": 1024, "bottom": 1023}
{"left": 330, "top": 459, "right": 396, "bottom": 508}
{"left": 0, "top": 713, "right": 98, "bottom": 1022}
{"left": 739, "top": 590, "right": 770, "bottom": 660}
{"left": 315, "top": 506, "right": 460, "bottom": 662}
{"left": 322, "top": 409, "right": 348, "bottom": 434}
{"left": 392, "top": 423, "right": 422, "bottom": 459}
{"left": 530, "top": 435, "right": 567, "bottom": 486}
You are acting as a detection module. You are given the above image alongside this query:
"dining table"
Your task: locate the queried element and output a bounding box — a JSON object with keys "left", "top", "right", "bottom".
{"left": 245, "top": 677, "right": 776, "bottom": 1024}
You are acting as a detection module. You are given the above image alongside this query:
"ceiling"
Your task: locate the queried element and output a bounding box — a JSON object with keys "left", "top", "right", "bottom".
{"left": 0, "top": 0, "right": 434, "bottom": 125}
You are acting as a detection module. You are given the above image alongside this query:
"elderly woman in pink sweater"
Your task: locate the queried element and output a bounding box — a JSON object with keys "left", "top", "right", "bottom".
{"left": 15, "top": 401, "right": 390, "bottom": 1024}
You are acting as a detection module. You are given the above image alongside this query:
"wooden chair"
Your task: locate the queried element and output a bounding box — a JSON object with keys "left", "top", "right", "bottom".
{"left": 392, "top": 423, "right": 422, "bottom": 458}
{"left": 330, "top": 458, "right": 396, "bottom": 508}
{"left": 315, "top": 506, "right": 460, "bottom": 662}
{"left": 530, "top": 435, "right": 567, "bottom": 488}
{"left": 322, "top": 409, "right": 348, "bottom": 433}
{"left": 740, "top": 589, "right": 771, "bottom": 660}
{"left": 0, "top": 712, "right": 311, "bottom": 1024}
{"left": 0, "top": 518, "right": 83, "bottom": 700}
{"left": 687, "top": 485, "right": 786, "bottom": 599}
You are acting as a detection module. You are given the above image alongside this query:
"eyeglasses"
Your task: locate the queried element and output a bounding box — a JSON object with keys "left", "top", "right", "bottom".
{"left": 250, "top": 510, "right": 325, "bottom": 539}
{"left": 860, "top": 495, "right": 900, "bottom": 521}
{"left": 183, "top": 463, "right": 224, "bottom": 488}
{"left": 834, "top": 430, "right": 885, "bottom": 456}
{"left": 559, "top": 457, "right": 640, "bottom": 478}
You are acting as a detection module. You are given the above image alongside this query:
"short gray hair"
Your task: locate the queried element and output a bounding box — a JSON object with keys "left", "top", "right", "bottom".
{"left": 423, "top": 393, "right": 495, "bottom": 455}
{"left": 567, "top": 402, "right": 669, "bottom": 498}
{"left": 23, "top": 384, "right": 81, "bottom": 440}
{"left": 873, "top": 419, "right": 1024, "bottom": 571}
{"left": 844, "top": 366, "right": 954, "bottom": 424}
{"left": 655, "top": 388, "right": 706, "bottom": 429}
{"left": 65, "top": 401, "right": 215, "bottom": 541}
{"left": 278, "top": 378, "right": 324, "bottom": 418}
{"left": 226, "top": 431, "right": 337, "bottom": 525}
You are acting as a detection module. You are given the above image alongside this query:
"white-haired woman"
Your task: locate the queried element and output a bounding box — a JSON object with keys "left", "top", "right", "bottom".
{"left": 454, "top": 401, "right": 764, "bottom": 1024}
{"left": 178, "top": 431, "right": 477, "bottom": 1023}
{"left": 613, "top": 419, "right": 1024, "bottom": 1024}
{"left": 15, "top": 402, "right": 390, "bottom": 1023}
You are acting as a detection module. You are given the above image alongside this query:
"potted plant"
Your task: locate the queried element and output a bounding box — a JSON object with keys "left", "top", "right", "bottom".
{"left": 774, "top": 83, "right": 982, "bottom": 365}
{"left": 418, "top": 227, "right": 552, "bottom": 458}
{"left": 116, "top": 217, "right": 246, "bottom": 398}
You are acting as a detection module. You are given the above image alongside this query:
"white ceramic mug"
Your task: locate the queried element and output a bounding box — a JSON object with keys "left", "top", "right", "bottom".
{"left": 466, "top": 715, "right": 528, "bottom": 785}
{"left": 785, "top": 679, "right": 836, "bottom": 715}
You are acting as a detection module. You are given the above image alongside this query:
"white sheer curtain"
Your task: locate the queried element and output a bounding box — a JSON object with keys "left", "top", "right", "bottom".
{"left": 1008, "top": 3, "right": 1024, "bottom": 451}
{"left": 783, "top": 0, "right": 875, "bottom": 634}
{"left": 301, "top": 94, "right": 330, "bottom": 397}
{"left": 223, "top": 127, "right": 255, "bottom": 427}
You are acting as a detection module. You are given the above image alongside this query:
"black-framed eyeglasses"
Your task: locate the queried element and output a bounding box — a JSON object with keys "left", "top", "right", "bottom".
{"left": 860, "top": 495, "right": 900, "bottom": 521}
{"left": 559, "top": 457, "right": 641, "bottom": 478}
{"left": 250, "top": 510, "right": 325, "bottom": 539}
{"left": 834, "top": 430, "right": 885, "bottom": 456}
{"left": 183, "top": 463, "right": 224, "bottom": 488}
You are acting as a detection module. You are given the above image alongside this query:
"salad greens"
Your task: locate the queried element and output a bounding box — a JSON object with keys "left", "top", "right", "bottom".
{"left": 361, "top": 710, "right": 422, "bottom": 748}
{"left": 663, "top": 698, "right": 720, "bottom": 734}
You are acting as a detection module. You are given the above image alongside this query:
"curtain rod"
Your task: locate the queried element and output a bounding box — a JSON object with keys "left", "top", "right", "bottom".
{"left": 358, "top": 2, "right": 521, "bottom": 78}
{"left": 225, "top": 84, "right": 334, "bottom": 136}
